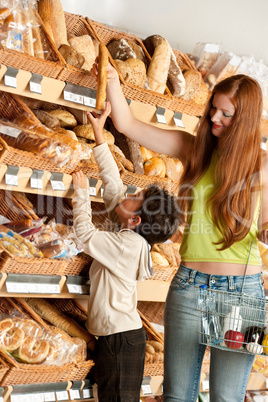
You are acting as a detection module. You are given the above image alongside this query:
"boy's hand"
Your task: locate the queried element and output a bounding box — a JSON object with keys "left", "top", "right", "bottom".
{"left": 72, "top": 171, "right": 89, "bottom": 191}
{"left": 86, "top": 101, "right": 111, "bottom": 146}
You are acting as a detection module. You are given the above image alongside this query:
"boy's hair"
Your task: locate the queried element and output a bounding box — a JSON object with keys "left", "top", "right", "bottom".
{"left": 134, "top": 184, "right": 180, "bottom": 245}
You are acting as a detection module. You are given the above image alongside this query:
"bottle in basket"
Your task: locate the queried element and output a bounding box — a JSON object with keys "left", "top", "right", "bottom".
{"left": 198, "top": 285, "right": 222, "bottom": 344}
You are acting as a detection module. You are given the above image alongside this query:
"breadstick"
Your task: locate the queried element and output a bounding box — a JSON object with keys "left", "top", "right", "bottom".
{"left": 96, "top": 43, "right": 109, "bottom": 110}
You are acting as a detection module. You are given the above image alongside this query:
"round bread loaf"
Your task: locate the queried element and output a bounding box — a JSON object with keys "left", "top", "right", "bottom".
{"left": 48, "top": 109, "right": 77, "bottom": 128}
{"left": 144, "top": 157, "right": 166, "bottom": 178}
{"left": 73, "top": 124, "right": 115, "bottom": 145}
{"left": 114, "top": 58, "right": 146, "bottom": 87}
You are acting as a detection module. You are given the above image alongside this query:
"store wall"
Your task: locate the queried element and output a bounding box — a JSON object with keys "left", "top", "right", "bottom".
{"left": 61, "top": 0, "right": 268, "bottom": 65}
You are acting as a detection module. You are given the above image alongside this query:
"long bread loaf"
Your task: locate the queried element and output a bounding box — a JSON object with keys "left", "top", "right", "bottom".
{"left": 96, "top": 43, "right": 109, "bottom": 110}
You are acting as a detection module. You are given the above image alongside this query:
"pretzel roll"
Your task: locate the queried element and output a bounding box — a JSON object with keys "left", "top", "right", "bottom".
{"left": 96, "top": 43, "right": 109, "bottom": 110}
{"left": 18, "top": 335, "right": 50, "bottom": 364}
{"left": 0, "top": 319, "right": 25, "bottom": 351}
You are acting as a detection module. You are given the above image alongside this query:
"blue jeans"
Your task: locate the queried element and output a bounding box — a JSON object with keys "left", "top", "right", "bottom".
{"left": 163, "top": 264, "right": 265, "bottom": 402}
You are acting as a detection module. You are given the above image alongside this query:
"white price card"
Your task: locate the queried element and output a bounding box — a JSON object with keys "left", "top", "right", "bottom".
{"left": 173, "top": 112, "right": 185, "bottom": 128}
{"left": 84, "top": 95, "right": 96, "bottom": 108}
{"left": 202, "top": 379, "right": 209, "bottom": 390}
{"left": 0, "top": 124, "right": 21, "bottom": 138}
{"left": 4, "top": 75, "right": 17, "bottom": 88}
{"left": 43, "top": 392, "right": 56, "bottom": 401}
{"left": 82, "top": 388, "right": 91, "bottom": 398}
{"left": 156, "top": 114, "right": 166, "bottom": 124}
{"left": 55, "top": 390, "right": 69, "bottom": 401}
{"left": 69, "top": 389, "right": 80, "bottom": 400}
{"left": 11, "top": 395, "right": 28, "bottom": 402}
{"left": 141, "top": 384, "right": 152, "bottom": 395}
{"left": 29, "top": 73, "right": 43, "bottom": 95}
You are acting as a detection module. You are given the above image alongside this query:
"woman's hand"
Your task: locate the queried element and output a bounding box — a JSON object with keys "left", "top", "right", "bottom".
{"left": 91, "top": 60, "right": 119, "bottom": 82}
{"left": 72, "top": 171, "right": 89, "bottom": 191}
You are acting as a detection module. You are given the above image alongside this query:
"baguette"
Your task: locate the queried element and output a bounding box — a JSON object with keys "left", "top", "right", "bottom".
{"left": 38, "top": 0, "right": 68, "bottom": 49}
{"left": 24, "top": 298, "right": 96, "bottom": 350}
{"left": 96, "top": 43, "right": 109, "bottom": 110}
{"left": 147, "top": 38, "right": 170, "bottom": 94}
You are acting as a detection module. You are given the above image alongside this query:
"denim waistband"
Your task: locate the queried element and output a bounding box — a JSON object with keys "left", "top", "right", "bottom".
{"left": 178, "top": 263, "right": 264, "bottom": 291}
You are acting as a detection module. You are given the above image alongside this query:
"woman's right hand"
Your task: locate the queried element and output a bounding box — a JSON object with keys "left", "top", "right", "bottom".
{"left": 91, "top": 60, "right": 119, "bottom": 82}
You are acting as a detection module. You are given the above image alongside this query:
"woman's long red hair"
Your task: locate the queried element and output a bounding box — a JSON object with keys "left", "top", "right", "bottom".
{"left": 178, "top": 74, "right": 263, "bottom": 249}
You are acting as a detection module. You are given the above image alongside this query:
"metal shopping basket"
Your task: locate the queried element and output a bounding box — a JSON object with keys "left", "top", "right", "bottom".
{"left": 196, "top": 242, "right": 268, "bottom": 355}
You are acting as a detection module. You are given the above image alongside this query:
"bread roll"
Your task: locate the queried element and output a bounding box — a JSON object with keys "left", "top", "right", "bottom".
{"left": 150, "top": 251, "right": 169, "bottom": 267}
{"left": 140, "top": 146, "right": 154, "bottom": 162}
{"left": 48, "top": 109, "right": 77, "bottom": 128}
{"left": 69, "top": 35, "right": 96, "bottom": 71}
{"left": 58, "top": 44, "right": 85, "bottom": 68}
{"left": 38, "top": 0, "right": 68, "bottom": 49}
{"left": 68, "top": 35, "right": 96, "bottom": 71}
{"left": 96, "top": 43, "right": 109, "bottom": 110}
{"left": 147, "top": 38, "right": 170, "bottom": 93}
{"left": 114, "top": 58, "right": 146, "bottom": 87}
{"left": 107, "top": 38, "right": 136, "bottom": 61}
{"left": 33, "top": 109, "right": 60, "bottom": 128}
{"left": 144, "top": 157, "right": 166, "bottom": 178}
{"left": 181, "top": 69, "right": 202, "bottom": 101}
{"left": 73, "top": 124, "right": 114, "bottom": 145}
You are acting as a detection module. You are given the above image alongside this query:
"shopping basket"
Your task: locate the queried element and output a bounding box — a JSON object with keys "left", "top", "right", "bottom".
{"left": 196, "top": 242, "right": 268, "bottom": 355}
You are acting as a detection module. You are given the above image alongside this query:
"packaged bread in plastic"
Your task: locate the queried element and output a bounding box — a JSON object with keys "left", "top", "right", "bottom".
{"left": 192, "top": 42, "right": 222, "bottom": 78}
{"left": 0, "top": 224, "right": 43, "bottom": 258}
{"left": 206, "top": 52, "right": 241, "bottom": 88}
{"left": 0, "top": 299, "right": 85, "bottom": 365}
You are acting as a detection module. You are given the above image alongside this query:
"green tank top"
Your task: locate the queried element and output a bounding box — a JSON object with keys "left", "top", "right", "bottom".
{"left": 179, "top": 153, "right": 262, "bottom": 265}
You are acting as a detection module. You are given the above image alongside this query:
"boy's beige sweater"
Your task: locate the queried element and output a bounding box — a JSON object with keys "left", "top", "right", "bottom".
{"left": 73, "top": 142, "right": 152, "bottom": 336}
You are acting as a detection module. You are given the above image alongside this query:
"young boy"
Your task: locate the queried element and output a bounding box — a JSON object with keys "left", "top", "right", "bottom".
{"left": 72, "top": 101, "right": 179, "bottom": 402}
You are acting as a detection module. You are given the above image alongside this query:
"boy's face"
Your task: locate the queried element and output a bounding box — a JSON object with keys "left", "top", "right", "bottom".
{"left": 115, "top": 189, "right": 146, "bottom": 225}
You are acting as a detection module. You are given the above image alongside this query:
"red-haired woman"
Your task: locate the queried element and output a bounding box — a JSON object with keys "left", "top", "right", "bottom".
{"left": 91, "top": 64, "right": 268, "bottom": 402}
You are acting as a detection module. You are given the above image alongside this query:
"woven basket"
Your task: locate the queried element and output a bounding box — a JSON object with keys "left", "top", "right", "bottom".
{"left": 86, "top": 17, "right": 173, "bottom": 97}
{"left": 137, "top": 301, "right": 165, "bottom": 327}
{"left": 139, "top": 310, "right": 164, "bottom": 377}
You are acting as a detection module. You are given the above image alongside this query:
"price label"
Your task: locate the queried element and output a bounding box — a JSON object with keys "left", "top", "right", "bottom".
{"left": 82, "top": 388, "right": 92, "bottom": 398}
{"left": 5, "top": 165, "right": 19, "bottom": 186}
{"left": 84, "top": 94, "right": 96, "bottom": 108}
{"left": 11, "top": 395, "right": 29, "bottom": 402}
{"left": 43, "top": 392, "right": 56, "bottom": 401}
{"left": 156, "top": 107, "right": 166, "bottom": 124}
{"left": 202, "top": 379, "right": 210, "bottom": 390}
{"left": 31, "top": 169, "right": 44, "bottom": 190}
{"left": 69, "top": 389, "right": 80, "bottom": 400}
{"left": 6, "top": 281, "right": 60, "bottom": 294}
{"left": 55, "top": 390, "right": 69, "bottom": 401}
{"left": 173, "top": 112, "right": 185, "bottom": 128}
{"left": 64, "top": 91, "right": 84, "bottom": 104}
{"left": 67, "top": 284, "right": 89, "bottom": 294}
{"left": 30, "top": 82, "right": 42, "bottom": 94}
{"left": 50, "top": 172, "right": 65, "bottom": 191}
{"left": 0, "top": 124, "right": 21, "bottom": 138}
{"left": 4, "top": 75, "right": 17, "bottom": 88}
{"left": 141, "top": 384, "right": 152, "bottom": 395}
{"left": 100, "top": 185, "right": 104, "bottom": 198}
{"left": 89, "top": 178, "right": 98, "bottom": 197}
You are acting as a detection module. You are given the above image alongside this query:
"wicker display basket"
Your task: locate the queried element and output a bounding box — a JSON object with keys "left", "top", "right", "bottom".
{"left": 0, "top": 297, "right": 94, "bottom": 385}
{"left": 86, "top": 17, "right": 205, "bottom": 116}
{"left": 138, "top": 310, "right": 164, "bottom": 377}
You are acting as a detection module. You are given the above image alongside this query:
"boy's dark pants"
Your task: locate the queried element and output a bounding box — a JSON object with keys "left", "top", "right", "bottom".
{"left": 94, "top": 326, "right": 147, "bottom": 402}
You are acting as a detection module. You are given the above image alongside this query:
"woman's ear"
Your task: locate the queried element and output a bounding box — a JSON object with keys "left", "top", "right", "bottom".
{"left": 128, "top": 215, "right": 141, "bottom": 228}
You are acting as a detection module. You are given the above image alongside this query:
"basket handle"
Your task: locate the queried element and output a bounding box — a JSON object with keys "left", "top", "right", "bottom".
{"left": 0, "top": 137, "right": 9, "bottom": 163}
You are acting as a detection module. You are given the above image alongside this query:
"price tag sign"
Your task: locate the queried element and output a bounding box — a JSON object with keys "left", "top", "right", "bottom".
{"left": 156, "top": 107, "right": 167, "bottom": 124}
{"left": 4, "top": 66, "right": 19, "bottom": 88}
{"left": 69, "top": 389, "right": 80, "bottom": 400}
{"left": 50, "top": 172, "right": 65, "bottom": 191}
{"left": 0, "top": 124, "right": 21, "bottom": 138}
{"left": 141, "top": 384, "right": 152, "bottom": 395}
{"left": 64, "top": 83, "right": 84, "bottom": 105}
{"left": 11, "top": 395, "right": 29, "bottom": 402}
{"left": 173, "top": 112, "right": 185, "bottom": 128}
{"left": 31, "top": 169, "right": 44, "bottom": 190}
{"left": 125, "top": 185, "right": 137, "bottom": 197}
{"left": 67, "top": 284, "right": 89, "bottom": 294}
{"left": 5, "top": 165, "right": 19, "bottom": 186}
{"left": 202, "top": 379, "right": 210, "bottom": 390}
{"left": 83, "top": 88, "right": 96, "bottom": 108}
{"left": 43, "top": 392, "right": 56, "bottom": 401}
{"left": 29, "top": 73, "right": 43, "bottom": 94}
{"left": 100, "top": 185, "right": 104, "bottom": 198}
{"left": 55, "top": 390, "right": 69, "bottom": 401}
{"left": 89, "top": 178, "right": 98, "bottom": 197}
{"left": 82, "top": 388, "right": 93, "bottom": 399}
